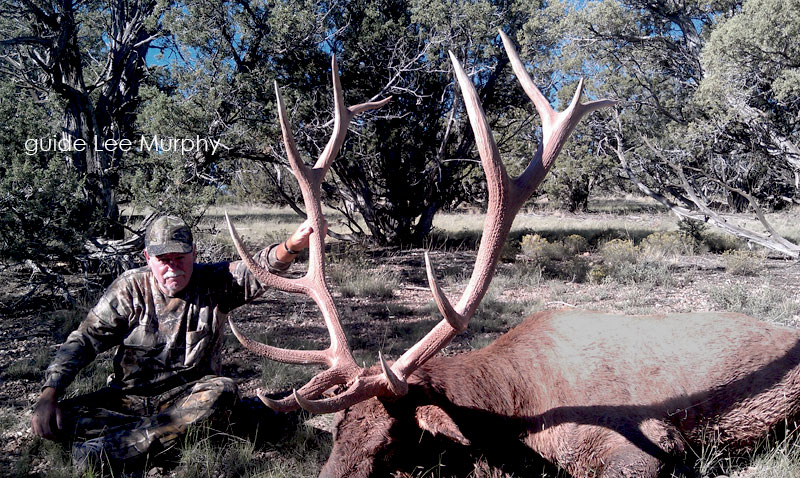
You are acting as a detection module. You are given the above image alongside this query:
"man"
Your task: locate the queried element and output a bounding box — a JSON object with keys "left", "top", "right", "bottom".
{"left": 31, "top": 215, "right": 318, "bottom": 471}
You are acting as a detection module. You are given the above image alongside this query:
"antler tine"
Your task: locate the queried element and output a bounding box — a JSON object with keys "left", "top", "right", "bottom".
{"left": 424, "top": 251, "right": 466, "bottom": 332}
{"left": 225, "top": 212, "right": 304, "bottom": 295}
{"left": 499, "top": 30, "right": 617, "bottom": 199}
{"left": 274, "top": 80, "right": 312, "bottom": 183}
{"left": 228, "top": 318, "right": 329, "bottom": 365}
{"left": 311, "top": 55, "right": 348, "bottom": 179}
{"left": 499, "top": 30, "right": 556, "bottom": 133}
{"left": 314, "top": 55, "right": 392, "bottom": 180}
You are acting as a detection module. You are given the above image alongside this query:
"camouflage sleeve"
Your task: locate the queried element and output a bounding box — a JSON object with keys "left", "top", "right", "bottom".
{"left": 43, "top": 279, "right": 134, "bottom": 393}
{"left": 223, "top": 242, "right": 294, "bottom": 309}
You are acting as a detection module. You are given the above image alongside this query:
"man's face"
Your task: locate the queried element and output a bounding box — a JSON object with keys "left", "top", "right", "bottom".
{"left": 145, "top": 248, "right": 196, "bottom": 296}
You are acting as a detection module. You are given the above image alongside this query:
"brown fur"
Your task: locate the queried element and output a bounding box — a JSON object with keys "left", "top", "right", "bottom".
{"left": 320, "top": 309, "right": 800, "bottom": 477}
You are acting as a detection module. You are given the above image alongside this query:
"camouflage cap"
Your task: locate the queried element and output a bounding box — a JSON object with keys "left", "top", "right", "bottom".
{"left": 145, "top": 215, "right": 194, "bottom": 256}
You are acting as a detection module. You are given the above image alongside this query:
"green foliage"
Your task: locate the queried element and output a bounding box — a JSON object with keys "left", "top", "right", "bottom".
{"left": 709, "top": 283, "right": 800, "bottom": 324}
{"left": 639, "top": 231, "right": 694, "bottom": 260}
{"left": 520, "top": 234, "right": 567, "bottom": 263}
{"left": 3, "top": 0, "right": 798, "bottom": 261}
{"left": 542, "top": 131, "right": 619, "bottom": 212}
{"left": 0, "top": 155, "right": 95, "bottom": 266}
{"left": 562, "top": 234, "right": 589, "bottom": 255}
{"left": 677, "top": 218, "right": 709, "bottom": 249}
{"left": 519, "top": 234, "right": 589, "bottom": 282}
{"left": 588, "top": 264, "right": 609, "bottom": 284}
{"left": 598, "top": 238, "right": 672, "bottom": 286}
{"left": 722, "top": 250, "right": 764, "bottom": 276}
{"left": 606, "top": 261, "right": 673, "bottom": 287}
{"left": 145, "top": 0, "right": 565, "bottom": 246}
{"left": 559, "top": 0, "right": 799, "bottom": 254}
{"left": 0, "top": 82, "right": 98, "bottom": 267}
{"left": 599, "top": 239, "right": 638, "bottom": 265}
{"left": 700, "top": 0, "right": 800, "bottom": 106}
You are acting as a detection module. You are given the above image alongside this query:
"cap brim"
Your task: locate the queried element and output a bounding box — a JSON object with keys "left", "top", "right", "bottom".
{"left": 146, "top": 242, "right": 194, "bottom": 256}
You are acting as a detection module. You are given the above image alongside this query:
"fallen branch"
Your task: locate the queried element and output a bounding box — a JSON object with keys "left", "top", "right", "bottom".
{"left": 614, "top": 135, "right": 799, "bottom": 259}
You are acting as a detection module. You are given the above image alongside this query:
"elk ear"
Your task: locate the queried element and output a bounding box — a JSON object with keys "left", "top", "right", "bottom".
{"left": 414, "top": 404, "right": 471, "bottom": 446}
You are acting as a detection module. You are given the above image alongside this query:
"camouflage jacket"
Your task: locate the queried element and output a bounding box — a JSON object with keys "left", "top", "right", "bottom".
{"left": 44, "top": 244, "right": 290, "bottom": 395}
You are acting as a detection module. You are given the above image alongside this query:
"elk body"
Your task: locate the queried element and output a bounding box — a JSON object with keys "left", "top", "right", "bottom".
{"left": 224, "top": 31, "right": 799, "bottom": 477}
{"left": 322, "top": 309, "right": 800, "bottom": 477}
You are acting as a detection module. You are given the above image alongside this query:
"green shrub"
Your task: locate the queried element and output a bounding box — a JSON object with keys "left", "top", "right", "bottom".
{"left": 0, "top": 82, "right": 102, "bottom": 270}
{"left": 608, "top": 261, "right": 673, "bottom": 287}
{"left": 589, "top": 264, "right": 609, "bottom": 284}
{"left": 599, "top": 239, "right": 639, "bottom": 265}
{"left": 704, "top": 232, "right": 746, "bottom": 254}
{"left": 722, "top": 250, "right": 764, "bottom": 276}
{"left": 557, "top": 257, "right": 591, "bottom": 283}
{"left": 639, "top": 231, "right": 692, "bottom": 260}
{"left": 519, "top": 234, "right": 588, "bottom": 282}
{"left": 563, "top": 234, "right": 589, "bottom": 255}
{"left": 520, "top": 234, "right": 567, "bottom": 262}
{"left": 677, "top": 217, "right": 709, "bottom": 249}
{"left": 0, "top": 156, "right": 97, "bottom": 267}
{"left": 598, "top": 238, "right": 673, "bottom": 286}
{"left": 710, "top": 283, "right": 799, "bottom": 324}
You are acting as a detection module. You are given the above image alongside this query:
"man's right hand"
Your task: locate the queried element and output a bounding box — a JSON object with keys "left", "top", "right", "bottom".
{"left": 31, "top": 387, "right": 62, "bottom": 440}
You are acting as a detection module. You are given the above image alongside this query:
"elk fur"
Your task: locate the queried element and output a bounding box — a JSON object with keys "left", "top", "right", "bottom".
{"left": 321, "top": 309, "right": 800, "bottom": 477}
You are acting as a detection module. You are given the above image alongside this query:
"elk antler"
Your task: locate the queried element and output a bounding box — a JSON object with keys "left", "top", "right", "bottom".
{"left": 226, "top": 55, "right": 391, "bottom": 411}
{"left": 228, "top": 32, "right": 615, "bottom": 413}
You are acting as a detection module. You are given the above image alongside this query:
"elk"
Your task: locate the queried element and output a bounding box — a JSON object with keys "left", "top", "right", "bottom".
{"left": 225, "top": 31, "right": 800, "bottom": 477}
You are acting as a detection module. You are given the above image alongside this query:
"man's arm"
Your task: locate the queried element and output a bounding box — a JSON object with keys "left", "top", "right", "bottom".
{"left": 31, "top": 280, "right": 133, "bottom": 439}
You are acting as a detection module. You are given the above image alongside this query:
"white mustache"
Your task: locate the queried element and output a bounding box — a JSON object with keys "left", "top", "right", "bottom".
{"left": 164, "top": 270, "right": 185, "bottom": 279}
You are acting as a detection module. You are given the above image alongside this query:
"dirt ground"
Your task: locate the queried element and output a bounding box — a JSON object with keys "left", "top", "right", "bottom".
{"left": 2, "top": 243, "right": 800, "bottom": 476}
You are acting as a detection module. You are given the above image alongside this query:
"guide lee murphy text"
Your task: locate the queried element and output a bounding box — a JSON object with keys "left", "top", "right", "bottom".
{"left": 25, "top": 135, "right": 228, "bottom": 156}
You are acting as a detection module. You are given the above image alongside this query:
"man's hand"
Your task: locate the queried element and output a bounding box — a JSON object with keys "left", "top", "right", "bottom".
{"left": 31, "top": 387, "right": 62, "bottom": 440}
{"left": 277, "top": 219, "right": 329, "bottom": 264}
{"left": 287, "top": 219, "right": 329, "bottom": 252}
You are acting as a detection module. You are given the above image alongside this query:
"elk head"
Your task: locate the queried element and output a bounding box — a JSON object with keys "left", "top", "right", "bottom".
{"left": 226, "top": 31, "right": 614, "bottom": 476}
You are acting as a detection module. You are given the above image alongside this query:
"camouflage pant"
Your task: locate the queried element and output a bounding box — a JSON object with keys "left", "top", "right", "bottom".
{"left": 60, "top": 375, "right": 238, "bottom": 463}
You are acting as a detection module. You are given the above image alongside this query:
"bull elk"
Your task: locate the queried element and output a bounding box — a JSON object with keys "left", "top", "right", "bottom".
{"left": 225, "top": 31, "right": 800, "bottom": 477}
